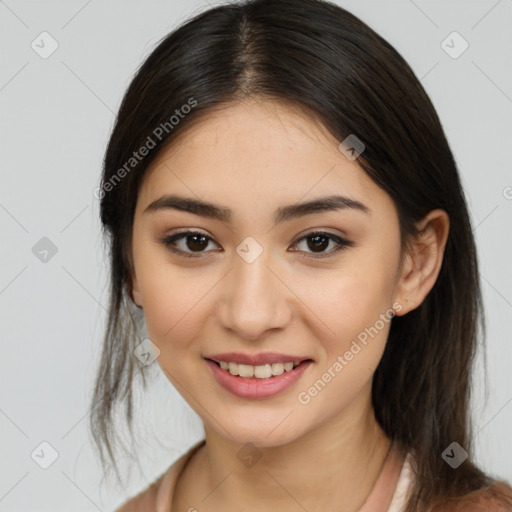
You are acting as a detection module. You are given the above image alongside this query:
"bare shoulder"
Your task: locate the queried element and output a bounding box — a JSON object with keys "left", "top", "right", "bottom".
{"left": 434, "top": 480, "right": 512, "bottom": 512}
{"left": 113, "top": 473, "right": 165, "bottom": 512}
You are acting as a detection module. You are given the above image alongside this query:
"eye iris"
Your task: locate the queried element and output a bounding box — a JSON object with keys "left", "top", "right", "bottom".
{"left": 308, "top": 234, "right": 329, "bottom": 252}
{"left": 187, "top": 234, "right": 208, "bottom": 252}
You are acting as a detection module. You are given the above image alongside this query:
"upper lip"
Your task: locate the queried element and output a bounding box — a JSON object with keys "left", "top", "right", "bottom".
{"left": 204, "top": 352, "right": 312, "bottom": 366}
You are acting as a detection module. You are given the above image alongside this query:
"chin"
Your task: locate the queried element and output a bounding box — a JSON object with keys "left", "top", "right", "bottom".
{"left": 214, "top": 416, "right": 309, "bottom": 449}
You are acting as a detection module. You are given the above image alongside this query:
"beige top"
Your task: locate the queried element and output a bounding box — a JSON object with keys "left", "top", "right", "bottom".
{"left": 115, "top": 438, "right": 415, "bottom": 512}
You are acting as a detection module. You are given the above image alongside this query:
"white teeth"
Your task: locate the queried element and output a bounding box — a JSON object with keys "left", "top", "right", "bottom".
{"left": 271, "top": 362, "right": 284, "bottom": 376}
{"left": 238, "top": 364, "right": 254, "bottom": 378}
{"left": 216, "top": 360, "right": 303, "bottom": 378}
{"left": 254, "top": 364, "right": 272, "bottom": 379}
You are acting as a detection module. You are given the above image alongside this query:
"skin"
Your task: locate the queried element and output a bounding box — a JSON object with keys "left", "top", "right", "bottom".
{"left": 130, "top": 98, "right": 449, "bottom": 512}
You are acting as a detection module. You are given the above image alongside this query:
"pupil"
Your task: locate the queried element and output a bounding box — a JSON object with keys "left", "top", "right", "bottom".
{"left": 187, "top": 235, "right": 208, "bottom": 251}
{"left": 308, "top": 235, "right": 328, "bottom": 252}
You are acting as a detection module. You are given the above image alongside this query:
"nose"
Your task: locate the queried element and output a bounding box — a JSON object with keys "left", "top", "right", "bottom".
{"left": 217, "top": 250, "right": 292, "bottom": 341}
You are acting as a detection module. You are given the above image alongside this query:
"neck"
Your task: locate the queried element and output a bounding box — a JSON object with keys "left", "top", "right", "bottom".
{"left": 192, "top": 384, "right": 392, "bottom": 511}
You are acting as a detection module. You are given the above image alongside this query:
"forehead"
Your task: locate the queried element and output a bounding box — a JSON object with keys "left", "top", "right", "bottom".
{"left": 136, "top": 99, "right": 393, "bottom": 220}
{"left": 150, "top": 99, "right": 348, "bottom": 170}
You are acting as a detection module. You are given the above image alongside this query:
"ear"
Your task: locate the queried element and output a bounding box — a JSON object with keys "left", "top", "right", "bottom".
{"left": 393, "top": 209, "right": 449, "bottom": 316}
{"left": 130, "top": 267, "right": 143, "bottom": 309}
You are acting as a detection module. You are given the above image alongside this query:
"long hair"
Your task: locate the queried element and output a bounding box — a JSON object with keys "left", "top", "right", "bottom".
{"left": 90, "top": 0, "right": 509, "bottom": 509}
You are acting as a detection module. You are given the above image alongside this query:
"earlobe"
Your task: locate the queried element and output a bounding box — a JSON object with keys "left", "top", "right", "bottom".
{"left": 393, "top": 209, "right": 449, "bottom": 316}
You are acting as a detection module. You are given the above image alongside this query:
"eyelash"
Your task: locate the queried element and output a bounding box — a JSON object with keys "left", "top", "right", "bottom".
{"left": 159, "top": 230, "right": 354, "bottom": 259}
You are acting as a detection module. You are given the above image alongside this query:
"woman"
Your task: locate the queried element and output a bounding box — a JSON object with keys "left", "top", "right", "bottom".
{"left": 90, "top": 0, "right": 512, "bottom": 510}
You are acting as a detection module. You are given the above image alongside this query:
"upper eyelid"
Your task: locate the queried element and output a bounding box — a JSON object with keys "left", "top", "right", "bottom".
{"left": 163, "top": 228, "right": 347, "bottom": 242}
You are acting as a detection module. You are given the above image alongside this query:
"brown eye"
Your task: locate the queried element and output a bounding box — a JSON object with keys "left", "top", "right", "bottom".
{"left": 161, "top": 231, "right": 219, "bottom": 258}
{"left": 160, "top": 230, "right": 354, "bottom": 260}
{"left": 291, "top": 231, "right": 354, "bottom": 258}
{"left": 183, "top": 233, "right": 209, "bottom": 252}
{"left": 306, "top": 234, "right": 330, "bottom": 252}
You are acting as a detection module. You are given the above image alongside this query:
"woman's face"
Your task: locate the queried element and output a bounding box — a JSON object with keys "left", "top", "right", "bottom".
{"left": 130, "top": 99, "right": 405, "bottom": 446}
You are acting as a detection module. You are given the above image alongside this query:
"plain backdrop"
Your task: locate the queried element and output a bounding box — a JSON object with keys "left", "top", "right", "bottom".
{"left": 1, "top": 1, "right": 511, "bottom": 510}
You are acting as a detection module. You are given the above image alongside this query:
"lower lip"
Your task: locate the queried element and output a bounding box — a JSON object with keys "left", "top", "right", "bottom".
{"left": 205, "top": 359, "right": 313, "bottom": 399}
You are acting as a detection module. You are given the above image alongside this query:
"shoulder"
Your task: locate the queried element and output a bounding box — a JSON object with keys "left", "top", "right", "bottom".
{"left": 433, "top": 480, "right": 512, "bottom": 512}
{"left": 113, "top": 472, "right": 165, "bottom": 512}
{"left": 113, "top": 439, "right": 206, "bottom": 512}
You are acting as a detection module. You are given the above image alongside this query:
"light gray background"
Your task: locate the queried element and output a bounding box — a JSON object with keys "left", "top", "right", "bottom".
{"left": 1, "top": 0, "right": 511, "bottom": 510}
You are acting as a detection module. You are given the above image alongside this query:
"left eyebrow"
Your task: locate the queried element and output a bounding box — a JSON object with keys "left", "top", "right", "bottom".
{"left": 143, "top": 193, "right": 370, "bottom": 225}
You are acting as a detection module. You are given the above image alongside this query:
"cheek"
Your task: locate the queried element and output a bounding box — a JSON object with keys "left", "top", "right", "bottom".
{"left": 143, "top": 279, "right": 206, "bottom": 348}
{"left": 134, "top": 249, "right": 213, "bottom": 350}
{"left": 295, "top": 257, "right": 397, "bottom": 405}
{"left": 296, "top": 270, "right": 395, "bottom": 414}
{"left": 298, "top": 259, "right": 396, "bottom": 343}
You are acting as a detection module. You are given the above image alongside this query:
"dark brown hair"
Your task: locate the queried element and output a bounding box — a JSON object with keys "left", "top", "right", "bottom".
{"left": 90, "top": 0, "right": 512, "bottom": 509}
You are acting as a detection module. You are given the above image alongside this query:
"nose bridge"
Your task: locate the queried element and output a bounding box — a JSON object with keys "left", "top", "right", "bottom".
{"left": 218, "top": 240, "right": 290, "bottom": 339}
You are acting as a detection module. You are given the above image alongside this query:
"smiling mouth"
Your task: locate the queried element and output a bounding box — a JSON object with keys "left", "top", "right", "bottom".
{"left": 205, "top": 358, "right": 313, "bottom": 379}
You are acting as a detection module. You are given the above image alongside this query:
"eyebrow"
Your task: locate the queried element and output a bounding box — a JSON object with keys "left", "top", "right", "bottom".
{"left": 143, "top": 193, "right": 370, "bottom": 224}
